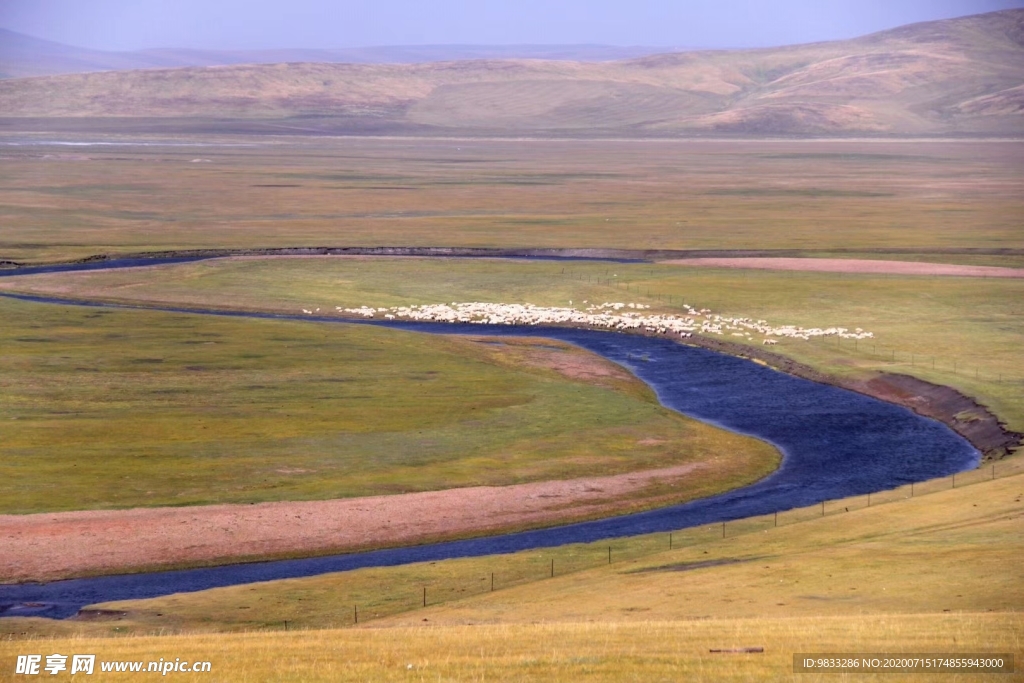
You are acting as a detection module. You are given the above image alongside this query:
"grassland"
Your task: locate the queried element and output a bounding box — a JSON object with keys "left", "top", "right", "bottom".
{"left": 3, "top": 465, "right": 1020, "bottom": 680}
{"left": 0, "top": 295, "right": 778, "bottom": 515}
{"left": 1, "top": 139, "right": 1021, "bottom": 264}
{"left": 8, "top": 255, "right": 1021, "bottom": 438}
{"left": 2, "top": 614, "right": 1020, "bottom": 682}
{"left": 1, "top": 134, "right": 1021, "bottom": 679}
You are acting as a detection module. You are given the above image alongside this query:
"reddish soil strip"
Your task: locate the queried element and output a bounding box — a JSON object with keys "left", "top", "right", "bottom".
{"left": 0, "top": 462, "right": 706, "bottom": 582}
{"left": 660, "top": 258, "right": 1024, "bottom": 278}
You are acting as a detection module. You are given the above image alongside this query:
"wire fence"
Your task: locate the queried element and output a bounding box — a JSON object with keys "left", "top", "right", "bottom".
{"left": 279, "top": 458, "right": 1024, "bottom": 630}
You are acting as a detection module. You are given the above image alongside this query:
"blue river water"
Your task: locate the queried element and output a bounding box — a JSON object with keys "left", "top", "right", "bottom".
{"left": 0, "top": 253, "right": 643, "bottom": 280}
{"left": 0, "top": 294, "right": 979, "bottom": 619}
{"left": 0, "top": 257, "right": 212, "bottom": 278}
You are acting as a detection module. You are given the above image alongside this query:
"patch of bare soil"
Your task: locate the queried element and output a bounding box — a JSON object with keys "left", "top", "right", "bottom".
{"left": 847, "top": 374, "right": 1022, "bottom": 459}
{"left": 464, "top": 336, "right": 639, "bottom": 392}
{"left": 0, "top": 462, "right": 707, "bottom": 583}
{"left": 660, "top": 257, "right": 1024, "bottom": 278}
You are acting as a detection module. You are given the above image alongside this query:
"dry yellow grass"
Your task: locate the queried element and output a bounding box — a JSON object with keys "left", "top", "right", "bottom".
{"left": 1, "top": 614, "right": 1019, "bottom": 681}
{"left": 369, "top": 471, "right": 1024, "bottom": 628}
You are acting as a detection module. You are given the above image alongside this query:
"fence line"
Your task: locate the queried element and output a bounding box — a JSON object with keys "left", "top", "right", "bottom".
{"left": 289, "top": 458, "right": 1022, "bottom": 631}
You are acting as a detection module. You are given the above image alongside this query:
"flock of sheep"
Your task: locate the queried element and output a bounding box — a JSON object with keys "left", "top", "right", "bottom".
{"left": 318, "top": 301, "right": 874, "bottom": 344}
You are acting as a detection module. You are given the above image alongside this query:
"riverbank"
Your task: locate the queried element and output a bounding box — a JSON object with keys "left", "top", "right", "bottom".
{"left": 675, "top": 333, "right": 1020, "bottom": 461}
{"left": 0, "top": 462, "right": 717, "bottom": 583}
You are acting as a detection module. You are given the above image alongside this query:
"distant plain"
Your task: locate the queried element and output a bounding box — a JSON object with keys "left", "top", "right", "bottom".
{"left": 1, "top": 137, "right": 1021, "bottom": 264}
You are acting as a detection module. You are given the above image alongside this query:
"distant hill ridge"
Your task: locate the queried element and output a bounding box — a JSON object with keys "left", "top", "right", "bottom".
{"left": 0, "top": 9, "right": 1021, "bottom": 137}
{"left": 0, "top": 30, "right": 671, "bottom": 78}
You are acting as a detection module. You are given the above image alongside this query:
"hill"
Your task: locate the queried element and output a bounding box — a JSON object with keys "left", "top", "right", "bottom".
{"left": 0, "top": 29, "right": 665, "bottom": 79}
{"left": 0, "top": 9, "right": 1022, "bottom": 136}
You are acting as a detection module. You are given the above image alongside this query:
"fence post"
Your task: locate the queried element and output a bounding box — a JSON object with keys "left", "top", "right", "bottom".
{"left": 354, "top": 605, "right": 358, "bottom": 624}
{"left": 550, "top": 559, "right": 554, "bottom": 578}
{"left": 821, "top": 501, "right": 825, "bottom": 517}
{"left": 722, "top": 521, "right": 726, "bottom": 538}
{"left": 491, "top": 572, "right": 494, "bottom": 592}
{"left": 774, "top": 511, "right": 777, "bottom": 527}
{"left": 669, "top": 533, "right": 673, "bottom": 549}
{"left": 608, "top": 546, "right": 612, "bottom": 564}
{"left": 423, "top": 586, "right": 426, "bottom": 607}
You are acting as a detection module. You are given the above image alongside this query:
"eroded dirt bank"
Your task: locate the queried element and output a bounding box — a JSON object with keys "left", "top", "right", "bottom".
{"left": 680, "top": 334, "right": 1021, "bottom": 461}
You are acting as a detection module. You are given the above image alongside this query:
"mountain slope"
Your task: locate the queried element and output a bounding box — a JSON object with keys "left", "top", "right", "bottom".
{"left": 1, "top": 9, "right": 1021, "bottom": 136}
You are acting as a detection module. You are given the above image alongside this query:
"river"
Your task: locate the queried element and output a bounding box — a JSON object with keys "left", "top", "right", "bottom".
{"left": 0, "top": 284, "right": 979, "bottom": 619}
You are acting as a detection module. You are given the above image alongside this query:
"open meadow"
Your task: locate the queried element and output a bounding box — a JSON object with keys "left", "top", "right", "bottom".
{"left": 5, "top": 254, "right": 1021, "bottom": 437}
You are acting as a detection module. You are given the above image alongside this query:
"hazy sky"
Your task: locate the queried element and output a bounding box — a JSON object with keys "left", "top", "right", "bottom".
{"left": 3, "top": 0, "right": 1023, "bottom": 51}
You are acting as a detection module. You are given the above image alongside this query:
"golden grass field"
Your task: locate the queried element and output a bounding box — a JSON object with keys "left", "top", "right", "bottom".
{"left": 1, "top": 615, "right": 1020, "bottom": 682}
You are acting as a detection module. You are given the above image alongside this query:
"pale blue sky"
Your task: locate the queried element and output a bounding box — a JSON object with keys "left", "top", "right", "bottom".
{"left": 2, "top": 0, "right": 1022, "bottom": 51}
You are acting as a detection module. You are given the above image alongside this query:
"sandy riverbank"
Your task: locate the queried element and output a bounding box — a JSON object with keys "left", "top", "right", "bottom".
{"left": 661, "top": 257, "right": 1024, "bottom": 278}
{"left": 0, "top": 462, "right": 707, "bottom": 583}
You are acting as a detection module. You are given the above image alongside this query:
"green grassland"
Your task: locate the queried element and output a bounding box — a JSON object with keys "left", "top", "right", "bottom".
{"left": 8, "top": 255, "right": 1021, "bottom": 436}
{"left": 1, "top": 138, "right": 1021, "bottom": 264}
{"left": 4, "top": 465, "right": 1020, "bottom": 681}
{"left": 0, "top": 295, "right": 778, "bottom": 515}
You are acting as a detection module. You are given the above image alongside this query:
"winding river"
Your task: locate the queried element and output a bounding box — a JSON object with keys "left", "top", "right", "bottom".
{"left": 0, "top": 272, "right": 979, "bottom": 619}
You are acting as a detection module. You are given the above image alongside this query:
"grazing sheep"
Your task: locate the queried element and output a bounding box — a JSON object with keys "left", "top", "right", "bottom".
{"left": 330, "top": 300, "right": 873, "bottom": 344}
